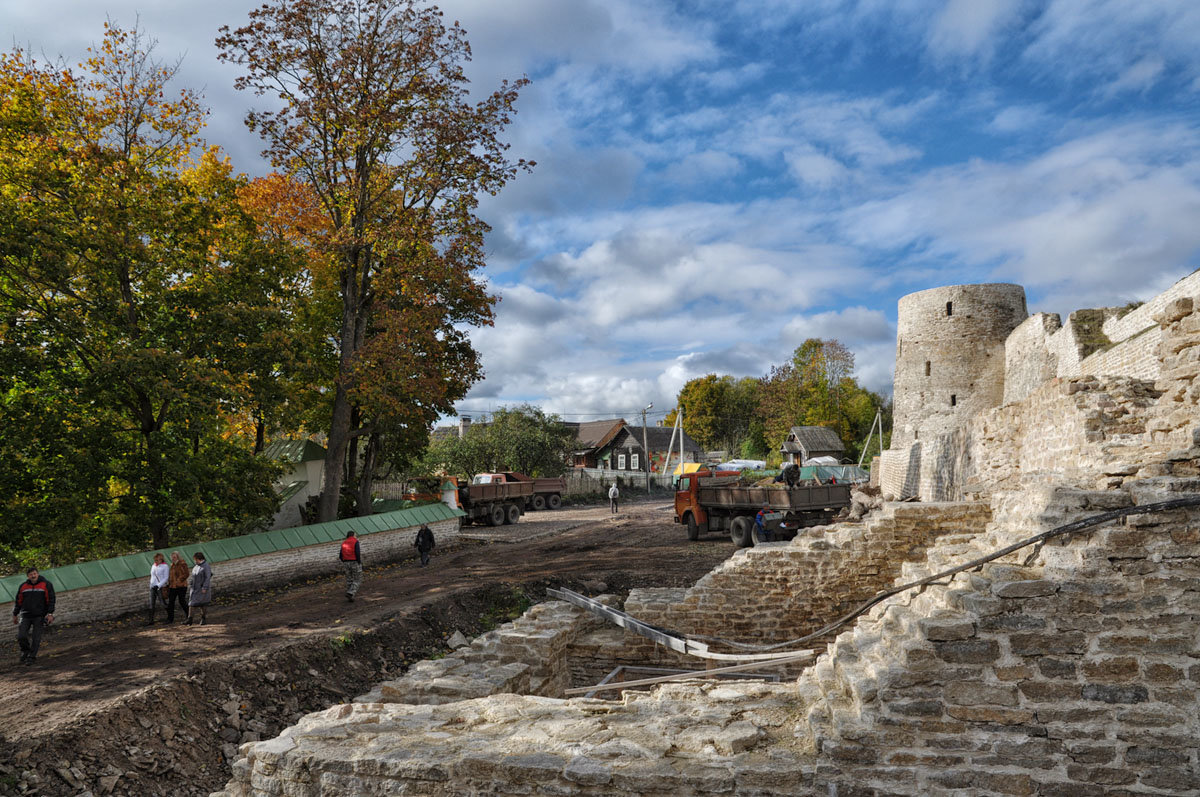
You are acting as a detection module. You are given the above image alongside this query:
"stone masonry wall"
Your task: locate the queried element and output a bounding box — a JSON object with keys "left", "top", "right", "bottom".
{"left": 5, "top": 518, "right": 460, "bottom": 626}
{"left": 795, "top": 478, "right": 1200, "bottom": 795}
{"left": 354, "top": 598, "right": 611, "bottom": 705}
{"left": 935, "top": 375, "right": 1163, "bottom": 500}
{"left": 1102, "top": 266, "right": 1200, "bottom": 343}
{"left": 620, "top": 502, "right": 992, "bottom": 673}
{"left": 1147, "top": 296, "right": 1200, "bottom": 448}
{"left": 1004, "top": 313, "right": 1063, "bottom": 405}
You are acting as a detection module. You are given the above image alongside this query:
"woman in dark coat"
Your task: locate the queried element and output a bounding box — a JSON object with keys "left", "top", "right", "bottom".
{"left": 186, "top": 552, "right": 212, "bottom": 626}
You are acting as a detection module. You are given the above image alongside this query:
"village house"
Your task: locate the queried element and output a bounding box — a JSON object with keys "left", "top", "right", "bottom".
{"left": 595, "top": 424, "right": 702, "bottom": 472}
{"left": 780, "top": 425, "right": 845, "bottom": 464}
{"left": 263, "top": 439, "right": 326, "bottom": 529}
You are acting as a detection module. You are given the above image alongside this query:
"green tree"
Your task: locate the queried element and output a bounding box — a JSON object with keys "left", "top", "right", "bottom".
{"left": 422, "top": 405, "right": 573, "bottom": 480}
{"left": 664, "top": 374, "right": 758, "bottom": 454}
{"left": 217, "top": 0, "right": 531, "bottom": 521}
{"left": 0, "top": 29, "right": 297, "bottom": 558}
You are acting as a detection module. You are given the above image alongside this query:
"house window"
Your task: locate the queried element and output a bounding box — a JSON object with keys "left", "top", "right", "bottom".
{"left": 925, "top": 360, "right": 931, "bottom": 377}
{"left": 618, "top": 453, "right": 627, "bottom": 470}
{"left": 631, "top": 453, "right": 639, "bottom": 471}
{"left": 946, "top": 301, "right": 953, "bottom": 316}
{"left": 950, "top": 394, "right": 957, "bottom": 407}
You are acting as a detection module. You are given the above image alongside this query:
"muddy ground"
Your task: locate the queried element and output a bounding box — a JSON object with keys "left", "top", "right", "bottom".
{"left": 0, "top": 499, "right": 736, "bottom": 796}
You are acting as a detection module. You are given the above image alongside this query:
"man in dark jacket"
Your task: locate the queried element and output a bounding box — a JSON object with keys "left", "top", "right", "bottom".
{"left": 413, "top": 525, "right": 435, "bottom": 566}
{"left": 13, "top": 567, "right": 55, "bottom": 665}
{"left": 339, "top": 531, "right": 362, "bottom": 602}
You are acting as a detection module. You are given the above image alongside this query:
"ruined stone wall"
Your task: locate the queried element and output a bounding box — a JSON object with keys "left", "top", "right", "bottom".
{"left": 795, "top": 480, "right": 1200, "bottom": 796}
{"left": 1003, "top": 312, "right": 1062, "bottom": 404}
{"left": 1147, "top": 296, "right": 1200, "bottom": 448}
{"left": 1102, "top": 267, "right": 1200, "bottom": 343}
{"left": 354, "top": 598, "right": 611, "bottom": 705}
{"left": 215, "top": 476, "right": 1200, "bottom": 797}
{"left": 892, "top": 284, "right": 1027, "bottom": 447}
{"left": 940, "top": 376, "right": 1163, "bottom": 500}
{"left": 13, "top": 518, "right": 460, "bottom": 626}
{"left": 620, "top": 502, "right": 992, "bottom": 672}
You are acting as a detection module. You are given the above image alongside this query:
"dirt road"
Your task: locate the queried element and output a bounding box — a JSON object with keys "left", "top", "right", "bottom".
{"left": 0, "top": 500, "right": 735, "bottom": 795}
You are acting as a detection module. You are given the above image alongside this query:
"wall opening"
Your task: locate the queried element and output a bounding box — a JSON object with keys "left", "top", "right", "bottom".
{"left": 950, "top": 394, "right": 957, "bottom": 407}
{"left": 925, "top": 360, "right": 931, "bottom": 377}
{"left": 946, "top": 301, "right": 953, "bottom": 316}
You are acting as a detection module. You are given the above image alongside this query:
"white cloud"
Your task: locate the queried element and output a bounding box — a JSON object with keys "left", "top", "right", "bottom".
{"left": 840, "top": 122, "right": 1200, "bottom": 303}
{"left": 1102, "top": 55, "right": 1166, "bottom": 98}
{"left": 928, "top": 0, "right": 1026, "bottom": 61}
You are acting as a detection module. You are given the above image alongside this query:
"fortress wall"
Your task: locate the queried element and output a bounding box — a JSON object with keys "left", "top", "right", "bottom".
{"left": 1076, "top": 324, "right": 1163, "bottom": 381}
{"left": 1101, "top": 266, "right": 1200, "bottom": 343}
{"left": 1003, "top": 313, "right": 1062, "bottom": 404}
{"left": 1147, "top": 296, "right": 1200, "bottom": 446}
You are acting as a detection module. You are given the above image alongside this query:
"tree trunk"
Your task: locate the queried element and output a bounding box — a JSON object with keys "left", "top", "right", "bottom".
{"left": 356, "top": 431, "right": 379, "bottom": 517}
{"left": 317, "top": 260, "right": 363, "bottom": 522}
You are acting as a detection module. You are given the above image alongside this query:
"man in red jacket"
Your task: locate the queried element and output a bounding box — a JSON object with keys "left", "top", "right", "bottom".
{"left": 13, "top": 567, "right": 55, "bottom": 665}
{"left": 339, "top": 532, "right": 362, "bottom": 602}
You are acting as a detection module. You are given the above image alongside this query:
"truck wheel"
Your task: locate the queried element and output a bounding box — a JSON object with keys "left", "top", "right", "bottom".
{"left": 531, "top": 494, "right": 546, "bottom": 511}
{"left": 730, "top": 516, "right": 755, "bottom": 548}
{"left": 505, "top": 503, "right": 521, "bottom": 525}
{"left": 547, "top": 494, "right": 562, "bottom": 510}
{"left": 489, "top": 504, "right": 505, "bottom": 526}
{"left": 686, "top": 513, "right": 699, "bottom": 541}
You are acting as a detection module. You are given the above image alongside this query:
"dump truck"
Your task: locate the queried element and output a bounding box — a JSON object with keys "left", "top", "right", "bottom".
{"left": 674, "top": 470, "right": 851, "bottom": 547}
{"left": 456, "top": 478, "right": 534, "bottom": 526}
{"left": 473, "top": 472, "right": 566, "bottom": 510}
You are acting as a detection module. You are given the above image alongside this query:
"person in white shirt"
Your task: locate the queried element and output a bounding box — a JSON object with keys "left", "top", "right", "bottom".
{"left": 147, "top": 553, "right": 169, "bottom": 626}
{"left": 608, "top": 483, "right": 619, "bottom": 515}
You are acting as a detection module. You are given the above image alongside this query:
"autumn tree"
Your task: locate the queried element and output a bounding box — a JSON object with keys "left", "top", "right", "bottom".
{"left": 0, "top": 28, "right": 299, "bottom": 560}
{"left": 757, "top": 338, "right": 886, "bottom": 460}
{"left": 218, "top": 0, "right": 531, "bottom": 520}
{"left": 664, "top": 375, "right": 758, "bottom": 453}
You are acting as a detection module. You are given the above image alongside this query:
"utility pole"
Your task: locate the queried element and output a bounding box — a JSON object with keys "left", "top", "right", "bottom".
{"left": 641, "top": 402, "right": 653, "bottom": 494}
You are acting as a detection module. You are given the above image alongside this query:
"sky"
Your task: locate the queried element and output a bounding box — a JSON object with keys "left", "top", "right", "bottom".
{"left": 6, "top": 0, "right": 1200, "bottom": 427}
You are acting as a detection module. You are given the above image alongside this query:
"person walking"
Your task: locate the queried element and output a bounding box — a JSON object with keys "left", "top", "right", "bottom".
{"left": 608, "top": 483, "right": 619, "bottom": 515}
{"left": 340, "top": 531, "right": 362, "bottom": 601}
{"left": 413, "top": 525, "right": 435, "bottom": 567}
{"left": 165, "top": 551, "right": 190, "bottom": 623}
{"left": 13, "top": 567, "right": 55, "bottom": 665}
{"left": 146, "top": 553, "right": 169, "bottom": 625}
{"left": 186, "top": 552, "right": 212, "bottom": 626}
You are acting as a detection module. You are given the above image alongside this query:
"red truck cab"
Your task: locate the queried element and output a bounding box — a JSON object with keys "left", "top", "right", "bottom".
{"left": 674, "top": 470, "right": 738, "bottom": 540}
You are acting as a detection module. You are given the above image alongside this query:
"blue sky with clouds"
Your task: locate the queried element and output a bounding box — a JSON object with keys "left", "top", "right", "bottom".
{"left": 7, "top": 0, "right": 1200, "bottom": 425}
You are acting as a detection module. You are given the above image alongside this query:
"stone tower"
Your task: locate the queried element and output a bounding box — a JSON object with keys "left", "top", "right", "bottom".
{"left": 891, "top": 282, "right": 1027, "bottom": 449}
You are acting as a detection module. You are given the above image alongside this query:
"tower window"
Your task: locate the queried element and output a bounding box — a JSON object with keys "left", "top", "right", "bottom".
{"left": 925, "top": 360, "right": 931, "bottom": 377}
{"left": 946, "top": 301, "right": 953, "bottom": 316}
{"left": 950, "top": 394, "right": 957, "bottom": 407}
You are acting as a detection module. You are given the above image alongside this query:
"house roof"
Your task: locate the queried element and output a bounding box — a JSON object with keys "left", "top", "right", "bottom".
{"left": 566, "top": 419, "right": 627, "bottom": 451}
{"left": 784, "top": 426, "right": 845, "bottom": 453}
{"left": 263, "top": 439, "right": 327, "bottom": 464}
{"left": 613, "top": 425, "right": 702, "bottom": 453}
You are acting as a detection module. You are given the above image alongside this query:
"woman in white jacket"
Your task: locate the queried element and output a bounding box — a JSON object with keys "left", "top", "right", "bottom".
{"left": 147, "top": 553, "right": 169, "bottom": 625}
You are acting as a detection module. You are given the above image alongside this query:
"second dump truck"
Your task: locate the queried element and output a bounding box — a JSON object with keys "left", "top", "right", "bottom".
{"left": 674, "top": 470, "right": 851, "bottom": 547}
{"left": 472, "top": 472, "right": 566, "bottom": 510}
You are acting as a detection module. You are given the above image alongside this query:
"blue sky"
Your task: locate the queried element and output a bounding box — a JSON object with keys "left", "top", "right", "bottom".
{"left": 7, "top": 0, "right": 1200, "bottom": 426}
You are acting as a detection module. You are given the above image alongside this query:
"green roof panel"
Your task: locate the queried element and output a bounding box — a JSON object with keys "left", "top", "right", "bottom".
{"left": 47, "top": 564, "right": 91, "bottom": 593}
{"left": 0, "top": 575, "right": 23, "bottom": 603}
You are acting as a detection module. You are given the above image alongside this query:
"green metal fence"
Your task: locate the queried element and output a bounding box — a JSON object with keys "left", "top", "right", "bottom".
{"left": 0, "top": 502, "right": 461, "bottom": 604}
